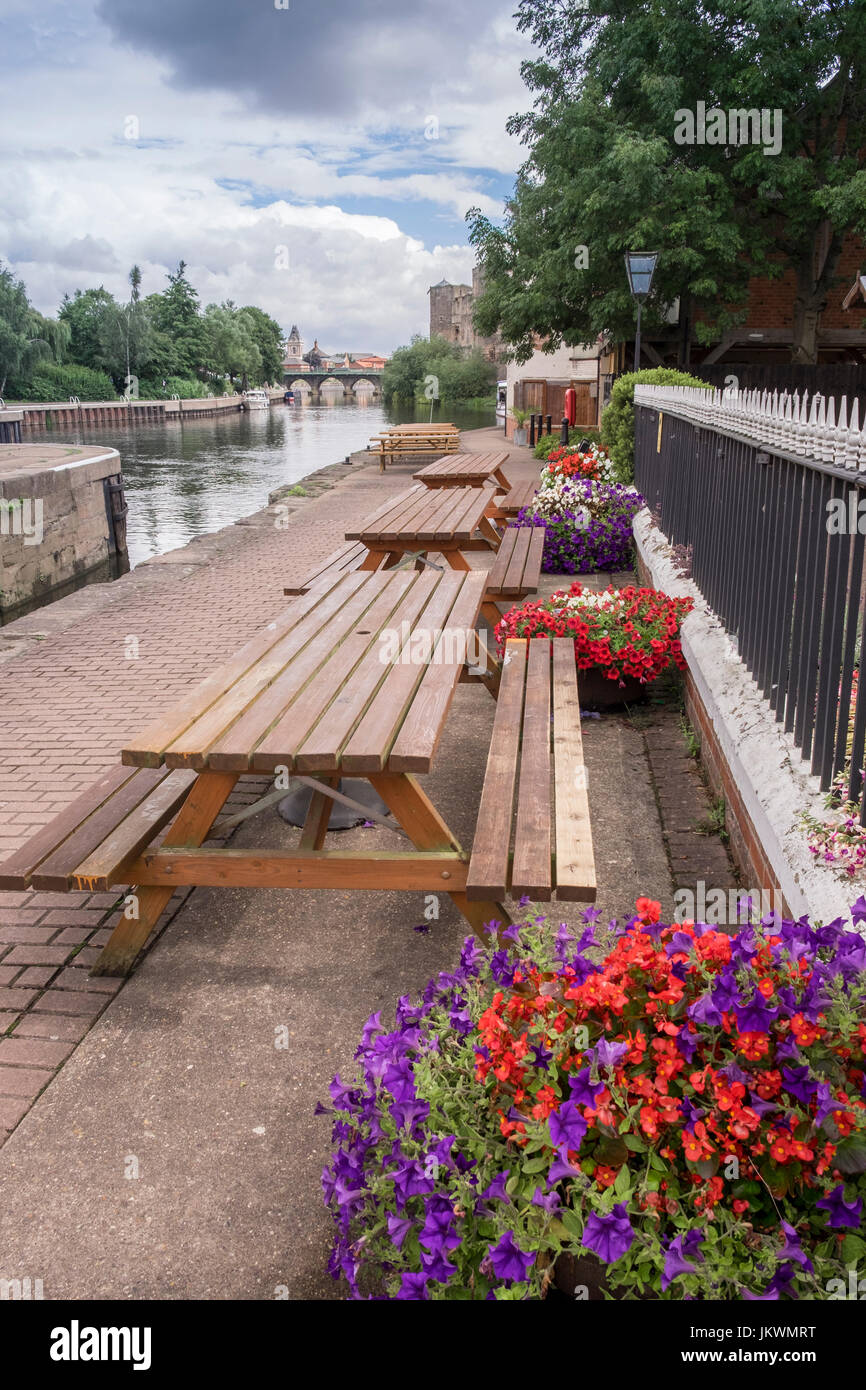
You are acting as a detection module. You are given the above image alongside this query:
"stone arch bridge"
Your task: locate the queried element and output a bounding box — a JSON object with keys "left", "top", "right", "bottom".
{"left": 283, "top": 369, "right": 383, "bottom": 402}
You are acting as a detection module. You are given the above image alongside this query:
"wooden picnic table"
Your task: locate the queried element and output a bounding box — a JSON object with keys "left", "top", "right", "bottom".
{"left": 70, "top": 567, "right": 503, "bottom": 972}
{"left": 345, "top": 484, "right": 502, "bottom": 571}
{"left": 413, "top": 452, "right": 511, "bottom": 491}
{"left": 370, "top": 424, "right": 461, "bottom": 471}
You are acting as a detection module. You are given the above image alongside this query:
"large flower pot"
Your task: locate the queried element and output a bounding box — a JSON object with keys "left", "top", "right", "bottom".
{"left": 513, "top": 427, "right": 527, "bottom": 447}
{"left": 552, "top": 1252, "right": 653, "bottom": 1301}
{"left": 575, "top": 664, "right": 649, "bottom": 709}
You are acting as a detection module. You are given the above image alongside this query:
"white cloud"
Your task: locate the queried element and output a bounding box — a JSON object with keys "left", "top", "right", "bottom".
{"left": 0, "top": 0, "right": 531, "bottom": 350}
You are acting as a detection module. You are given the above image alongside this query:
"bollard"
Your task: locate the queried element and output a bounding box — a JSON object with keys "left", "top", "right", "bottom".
{"left": 545, "top": 414, "right": 552, "bottom": 436}
{"left": 560, "top": 417, "right": 569, "bottom": 446}
{"left": 528, "top": 414, "right": 536, "bottom": 448}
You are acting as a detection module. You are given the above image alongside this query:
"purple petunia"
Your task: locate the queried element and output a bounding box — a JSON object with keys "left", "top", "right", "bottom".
{"left": 661, "top": 1229, "right": 706, "bottom": 1291}
{"left": 817, "top": 1184, "right": 863, "bottom": 1229}
{"left": 488, "top": 1231, "right": 534, "bottom": 1284}
{"left": 581, "top": 1203, "right": 635, "bottom": 1264}
{"left": 548, "top": 1100, "right": 588, "bottom": 1154}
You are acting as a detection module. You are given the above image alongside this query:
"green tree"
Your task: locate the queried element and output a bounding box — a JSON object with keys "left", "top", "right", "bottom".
{"left": 202, "top": 301, "right": 262, "bottom": 387}
{"left": 59, "top": 287, "right": 118, "bottom": 373}
{"left": 237, "top": 305, "right": 284, "bottom": 384}
{"left": 97, "top": 265, "right": 155, "bottom": 392}
{"left": 469, "top": 0, "right": 866, "bottom": 365}
{"left": 149, "top": 261, "right": 205, "bottom": 378}
{"left": 0, "top": 264, "right": 69, "bottom": 396}
{"left": 382, "top": 335, "right": 468, "bottom": 403}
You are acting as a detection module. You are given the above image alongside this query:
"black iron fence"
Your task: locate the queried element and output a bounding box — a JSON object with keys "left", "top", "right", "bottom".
{"left": 635, "top": 399, "right": 866, "bottom": 820}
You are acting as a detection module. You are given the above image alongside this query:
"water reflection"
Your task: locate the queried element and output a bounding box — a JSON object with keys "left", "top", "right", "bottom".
{"left": 30, "top": 397, "right": 495, "bottom": 568}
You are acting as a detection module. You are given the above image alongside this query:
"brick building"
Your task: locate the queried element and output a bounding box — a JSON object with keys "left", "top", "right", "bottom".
{"left": 428, "top": 267, "right": 505, "bottom": 363}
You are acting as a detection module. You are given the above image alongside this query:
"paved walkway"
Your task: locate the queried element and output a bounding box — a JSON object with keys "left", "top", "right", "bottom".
{"left": 0, "top": 426, "right": 737, "bottom": 1297}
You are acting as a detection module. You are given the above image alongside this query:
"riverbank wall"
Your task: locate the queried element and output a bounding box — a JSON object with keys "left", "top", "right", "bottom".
{"left": 0, "top": 443, "right": 128, "bottom": 623}
{"left": 4, "top": 389, "right": 286, "bottom": 433}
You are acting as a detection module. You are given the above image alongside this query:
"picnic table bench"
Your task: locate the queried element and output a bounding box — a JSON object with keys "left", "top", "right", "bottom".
{"left": 370, "top": 425, "right": 461, "bottom": 471}
{"left": 286, "top": 489, "right": 545, "bottom": 633}
{"left": 413, "top": 452, "right": 511, "bottom": 491}
{"left": 492, "top": 476, "right": 539, "bottom": 520}
{"left": 467, "top": 638, "right": 596, "bottom": 902}
{"left": 0, "top": 591, "right": 595, "bottom": 982}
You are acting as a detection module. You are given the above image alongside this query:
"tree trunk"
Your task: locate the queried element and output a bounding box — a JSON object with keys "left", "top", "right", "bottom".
{"left": 677, "top": 293, "right": 692, "bottom": 368}
{"left": 790, "top": 224, "right": 844, "bottom": 365}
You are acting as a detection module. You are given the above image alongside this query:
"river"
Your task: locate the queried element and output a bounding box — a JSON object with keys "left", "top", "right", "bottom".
{"left": 28, "top": 397, "right": 497, "bottom": 569}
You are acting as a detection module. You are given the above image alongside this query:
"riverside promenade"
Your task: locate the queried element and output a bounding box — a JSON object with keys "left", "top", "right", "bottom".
{"left": 0, "top": 427, "right": 735, "bottom": 1298}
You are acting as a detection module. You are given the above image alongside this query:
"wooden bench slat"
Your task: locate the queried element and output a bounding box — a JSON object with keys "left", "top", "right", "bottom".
{"left": 499, "top": 479, "right": 538, "bottom": 516}
{"left": 552, "top": 640, "right": 596, "bottom": 901}
{"left": 283, "top": 541, "right": 369, "bottom": 596}
{"left": 30, "top": 768, "right": 174, "bottom": 890}
{"left": 72, "top": 769, "right": 199, "bottom": 891}
{"left": 503, "top": 527, "right": 534, "bottom": 595}
{"left": 0, "top": 765, "right": 141, "bottom": 890}
{"left": 340, "top": 570, "right": 466, "bottom": 773}
{"left": 465, "top": 640, "right": 526, "bottom": 900}
{"left": 511, "top": 639, "right": 553, "bottom": 900}
{"left": 387, "top": 572, "right": 487, "bottom": 772}
{"left": 485, "top": 527, "right": 519, "bottom": 592}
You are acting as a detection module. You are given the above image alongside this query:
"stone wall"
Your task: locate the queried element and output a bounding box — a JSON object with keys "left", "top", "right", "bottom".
{"left": 0, "top": 445, "right": 126, "bottom": 620}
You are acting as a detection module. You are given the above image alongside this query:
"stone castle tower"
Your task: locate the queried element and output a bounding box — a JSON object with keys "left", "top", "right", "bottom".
{"left": 428, "top": 270, "right": 503, "bottom": 363}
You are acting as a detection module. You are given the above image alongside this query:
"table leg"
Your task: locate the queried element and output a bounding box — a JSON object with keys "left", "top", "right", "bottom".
{"left": 443, "top": 550, "right": 471, "bottom": 571}
{"left": 299, "top": 775, "right": 338, "bottom": 851}
{"left": 479, "top": 515, "right": 503, "bottom": 547}
{"left": 359, "top": 548, "right": 389, "bottom": 571}
{"left": 369, "top": 772, "right": 511, "bottom": 941}
{"left": 90, "top": 771, "right": 239, "bottom": 977}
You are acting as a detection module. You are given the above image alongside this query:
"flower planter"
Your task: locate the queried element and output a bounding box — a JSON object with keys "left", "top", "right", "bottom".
{"left": 553, "top": 1252, "right": 627, "bottom": 1301}
{"left": 513, "top": 427, "right": 527, "bottom": 447}
{"left": 576, "top": 665, "right": 648, "bottom": 708}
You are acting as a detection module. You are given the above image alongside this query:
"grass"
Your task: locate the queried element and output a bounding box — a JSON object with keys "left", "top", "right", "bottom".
{"left": 694, "top": 795, "right": 729, "bottom": 843}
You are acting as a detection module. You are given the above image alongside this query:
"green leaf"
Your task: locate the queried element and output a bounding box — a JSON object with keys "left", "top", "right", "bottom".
{"left": 623, "top": 1135, "right": 647, "bottom": 1152}
{"left": 559, "top": 1207, "right": 584, "bottom": 1241}
{"left": 842, "top": 1234, "right": 866, "bottom": 1263}
{"left": 614, "top": 1166, "right": 632, "bottom": 1197}
{"left": 649, "top": 1152, "right": 668, "bottom": 1173}
{"left": 834, "top": 1134, "right": 866, "bottom": 1175}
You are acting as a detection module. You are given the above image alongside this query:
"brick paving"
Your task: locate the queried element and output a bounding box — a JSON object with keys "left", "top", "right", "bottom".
{"left": 0, "top": 428, "right": 736, "bottom": 1150}
{"left": 0, "top": 432, "right": 533, "bottom": 1142}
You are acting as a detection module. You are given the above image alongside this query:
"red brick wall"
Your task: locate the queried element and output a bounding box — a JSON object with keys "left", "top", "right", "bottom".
{"left": 696, "top": 231, "right": 866, "bottom": 335}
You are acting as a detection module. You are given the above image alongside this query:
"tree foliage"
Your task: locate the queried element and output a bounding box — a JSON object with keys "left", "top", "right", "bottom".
{"left": 0, "top": 264, "right": 68, "bottom": 396}
{"left": 468, "top": 0, "right": 866, "bottom": 365}
{"left": 382, "top": 335, "right": 496, "bottom": 403}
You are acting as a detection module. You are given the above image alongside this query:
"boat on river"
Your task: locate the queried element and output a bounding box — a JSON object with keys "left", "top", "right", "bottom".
{"left": 242, "top": 389, "right": 270, "bottom": 410}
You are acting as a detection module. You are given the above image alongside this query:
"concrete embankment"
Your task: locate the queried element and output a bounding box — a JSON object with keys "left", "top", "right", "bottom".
{"left": 4, "top": 388, "right": 285, "bottom": 433}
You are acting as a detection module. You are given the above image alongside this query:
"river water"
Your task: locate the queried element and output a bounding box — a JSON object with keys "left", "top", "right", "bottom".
{"left": 29, "top": 397, "right": 497, "bottom": 569}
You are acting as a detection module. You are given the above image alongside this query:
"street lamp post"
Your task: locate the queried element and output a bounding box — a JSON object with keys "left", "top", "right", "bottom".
{"left": 624, "top": 252, "right": 659, "bottom": 372}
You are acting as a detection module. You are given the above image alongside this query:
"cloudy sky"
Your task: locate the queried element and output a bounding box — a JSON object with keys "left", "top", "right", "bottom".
{"left": 0, "top": 0, "right": 533, "bottom": 354}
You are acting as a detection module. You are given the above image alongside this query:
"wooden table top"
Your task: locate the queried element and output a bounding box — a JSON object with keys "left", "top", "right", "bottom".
{"left": 122, "top": 568, "right": 487, "bottom": 776}
{"left": 377, "top": 423, "right": 458, "bottom": 434}
{"left": 413, "top": 452, "right": 510, "bottom": 486}
{"left": 345, "top": 484, "right": 494, "bottom": 545}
